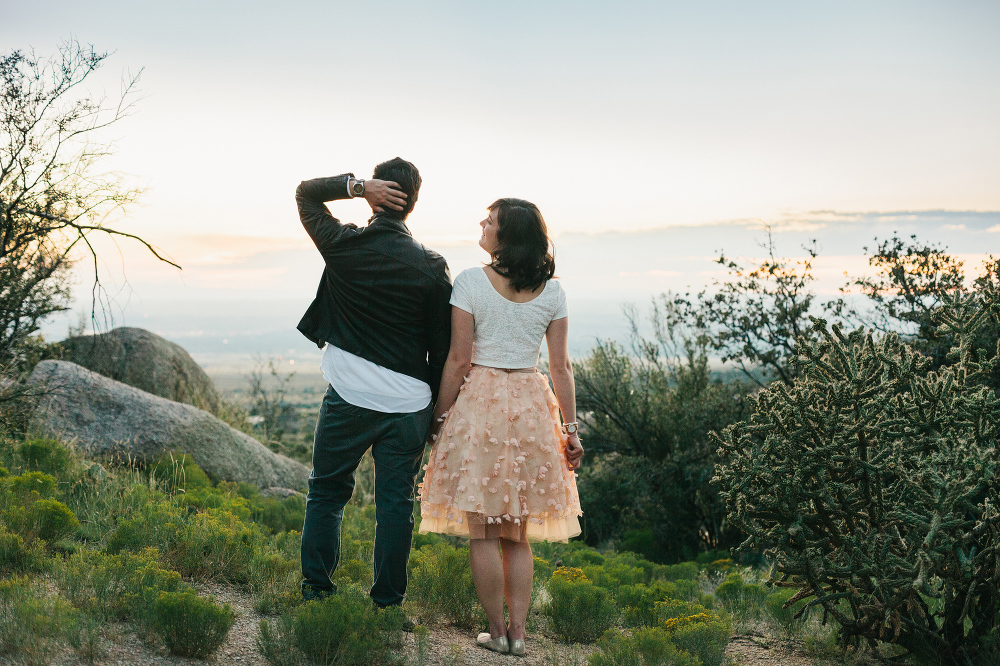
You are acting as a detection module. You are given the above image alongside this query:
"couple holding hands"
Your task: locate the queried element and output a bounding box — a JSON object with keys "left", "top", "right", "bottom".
{"left": 296, "top": 157, "right": 583, "bottom": 656}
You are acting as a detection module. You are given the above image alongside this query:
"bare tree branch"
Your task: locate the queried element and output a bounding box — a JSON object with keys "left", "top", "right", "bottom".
{"left": 0, "top": 39, "right": 179, "bottom": 385}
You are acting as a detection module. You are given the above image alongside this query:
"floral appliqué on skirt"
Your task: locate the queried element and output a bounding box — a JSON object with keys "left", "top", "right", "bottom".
{"left": 418, "top": 366, "right": 582, "bottom": 542}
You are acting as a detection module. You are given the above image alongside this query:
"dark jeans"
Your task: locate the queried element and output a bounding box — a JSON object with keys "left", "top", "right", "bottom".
{"left": 300, "top": 385, "right": 432, "bottom": 607}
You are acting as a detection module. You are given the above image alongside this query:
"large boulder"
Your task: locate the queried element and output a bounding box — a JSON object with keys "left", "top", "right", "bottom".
{"left": 59, "top": 327, "right": 220, "bottom": 413}
{"left": 28, "top": 360, "right": 309, "bottom": 490}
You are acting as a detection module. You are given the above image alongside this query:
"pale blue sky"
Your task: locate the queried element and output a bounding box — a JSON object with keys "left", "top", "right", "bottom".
{"left": 4, "top": 1, "right": 1000, "bottom": 361}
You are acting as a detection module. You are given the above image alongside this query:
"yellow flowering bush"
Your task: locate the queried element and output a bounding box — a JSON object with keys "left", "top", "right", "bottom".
{"left": 545, "top": 570, "right": 618, "bottom": 643}
{"left": 552, "top": 565, "right": 588, "bottom": 583}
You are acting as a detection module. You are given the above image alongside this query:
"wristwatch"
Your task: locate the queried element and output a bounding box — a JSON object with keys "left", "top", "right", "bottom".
{"left": 351, "top": 179, "right": 365, "bottom": 197}
{"left": 563, "top": 421, "right": 579, "bottom": 435}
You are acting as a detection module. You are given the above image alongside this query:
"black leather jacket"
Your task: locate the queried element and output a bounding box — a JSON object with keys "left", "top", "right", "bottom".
{"left": 295, "top": 175, "right": 452, "bottom": 401}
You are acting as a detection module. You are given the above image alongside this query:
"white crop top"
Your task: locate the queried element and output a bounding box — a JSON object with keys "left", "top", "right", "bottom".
{"left": 450, "top": 267, "right": 568, "bottom": 369}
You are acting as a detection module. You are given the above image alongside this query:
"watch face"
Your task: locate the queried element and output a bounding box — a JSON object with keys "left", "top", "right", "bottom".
{"left": 353, "top": 182, "right": 364, "bottom": 195}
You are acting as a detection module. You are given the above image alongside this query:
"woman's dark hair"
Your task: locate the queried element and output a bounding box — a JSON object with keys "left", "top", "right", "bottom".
{"left": 487, "top": 198, "right": 555, "bottom": 292}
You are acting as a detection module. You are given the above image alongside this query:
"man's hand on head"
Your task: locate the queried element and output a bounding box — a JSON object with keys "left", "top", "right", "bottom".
{"left": 365, "top": 179, "right": 407, "bottom": 214}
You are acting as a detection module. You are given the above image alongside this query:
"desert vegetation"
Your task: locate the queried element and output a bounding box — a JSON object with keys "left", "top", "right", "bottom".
{"left": 0, "top": 436, "right": 846, "bottom": 665}
{"left": 4, "top": 37, "right": 1000, "bottom": 666}
{"left": 1, "top": 233, "right": 997, "bottom": 665}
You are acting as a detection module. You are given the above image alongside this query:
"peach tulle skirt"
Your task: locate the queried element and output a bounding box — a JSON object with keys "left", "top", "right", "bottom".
{"left": 418, "top": 366, "right": 582, "bottom": 543}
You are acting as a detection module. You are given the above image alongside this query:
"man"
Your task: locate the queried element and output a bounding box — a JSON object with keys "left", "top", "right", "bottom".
{"left": 296, "top": 157, "right": 452, "bottom": 608}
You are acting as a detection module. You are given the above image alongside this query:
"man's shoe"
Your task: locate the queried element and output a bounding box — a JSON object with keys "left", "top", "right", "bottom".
{"left": 301, "top": 585, "right": 334, "bottom": 603}
{"left": 371, "top": 600, "right": 416, "bottom": 632}
{"left": 477, "top": 633, "right": 510, "bottom": 654}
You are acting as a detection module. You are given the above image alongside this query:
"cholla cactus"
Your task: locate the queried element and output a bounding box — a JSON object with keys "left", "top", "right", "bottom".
{"left": 714, "top": 292, "right": 1000, "bottom": 665}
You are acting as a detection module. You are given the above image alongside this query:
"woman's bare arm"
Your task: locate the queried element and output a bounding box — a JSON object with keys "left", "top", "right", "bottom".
{"left": 545, "top": 316, "right": 584, "bottom": 469}
{"left": 427, "top": 306, "right": 475, "bottom": 443}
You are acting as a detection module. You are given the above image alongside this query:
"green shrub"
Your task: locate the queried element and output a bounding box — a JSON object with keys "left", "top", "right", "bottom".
{"left": 561, "top": 547, "right": 607, "bottom": 568}
{"left": 545, "top": 571, "right": 620, "bottom": 643}
{"left": 105, "top": 497, "right": 187, "bottom": 554}
{"left": 54, "top": 547, "right": 182, "bottom": 627}
{"left": 534, "top": 556, "right": 556, "bottom": 582}
{"left": 17, "top": 439, "right": 75, "bottom": 477}
{"left": 655, "top": 599, "right": 719, "bottom": 625}
{"left": 172, "top": 509, "right": 265, "bottom": 583}
{"left": 588, "top": 627, "right": 703, "bottom": 666}
{"left": 0, "top": 575, "right": 77, "bottom": 663}
{"left": 1, "top": 472, "right": 80, "bottom": 545}
{"left": 341, "top": 504, "right": 377, "bottom": 544}
{"left": 0, "top": 526, "right": 44, "bottom": 573}
{"left": 617, "top": 581, "right": 676, "bottom": 628}
{"left": 257, "top": 614, "right": 301, "bottom": 666}
{"left": 251, "top": 494, "right": 306, "bottom": 534}
{"left": 602, "top": 551, "right": 666, "bottom": 585}
{"left": 153, "top": 589, "right": 234, "bottom": 658}
{"left": 407, "top": 544, "right": 483, "bottom": 628}
{"left": 656, "top": 562, "right": 699, "bottom": 582}
{"left": 764, "top": 587, "right": 808, "bottom": 637}
{"left": 249, "top": 551, "right": 301, "bottom": 615}
{"left": 182, "top": 485, "right": 253, "bottom": 521}
{"left": 272, "top": 529, "right": 302, "bottom": 559}
{"left": 32, "top": 498, "right": 80, "bottom": 541}
{"left": 667, "top": 613, "right": 730, "bottom": 666}
{"left": 695, "top": 550, "right": 730, "bottom": 566}
{"left": 292, "top": 588, "right": 403, "bottom": 665}
{"left": 584, "top": 563, "right": 646, "bottom": 590}
{"left": 65, "top": 611, "right": 104, "bottom": 664}
{"left": 410, "top": 528, "right": 447, "bottom": 552}
{"left": 8, "top": 470, "right": 57, "bottom": 497}
{"left": 713, "top": 573, "right": 767, "bottom": 624}
{"left": 148, "top": 452, "right": 211, "bottom": 491}
{"left": 332, "top": 558, "right": 374, "bottom": 589}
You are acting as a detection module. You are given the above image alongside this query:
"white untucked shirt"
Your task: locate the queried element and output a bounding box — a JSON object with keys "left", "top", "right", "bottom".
{"left": 320, "top": 343, "right": 431, "bottom": 413}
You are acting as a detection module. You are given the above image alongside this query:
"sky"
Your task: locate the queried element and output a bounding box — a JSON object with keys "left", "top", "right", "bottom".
{"left": 3, "top": 1, "right": 999, "bottom": 367}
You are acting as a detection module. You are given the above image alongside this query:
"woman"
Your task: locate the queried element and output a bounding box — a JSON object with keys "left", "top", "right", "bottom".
{"left": 418, "top": 198, "right": 584, "bottom": 656}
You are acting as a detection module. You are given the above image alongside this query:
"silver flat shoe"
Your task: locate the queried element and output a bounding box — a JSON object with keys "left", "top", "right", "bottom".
{"left": 477, "top": 633, "right": 509, "bottom": 654}
{"left": 509, "top": 637, "right": 526, "bottom": 657}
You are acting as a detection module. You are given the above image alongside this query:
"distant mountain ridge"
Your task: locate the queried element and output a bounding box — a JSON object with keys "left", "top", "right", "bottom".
{"left": 40, "top": 209, "right": 1000, "bottom": 370}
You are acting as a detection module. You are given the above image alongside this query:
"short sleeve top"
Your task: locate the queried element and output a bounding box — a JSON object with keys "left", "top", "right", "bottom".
{"left": 450, "top": 267, "right": 568, "bottom": 369}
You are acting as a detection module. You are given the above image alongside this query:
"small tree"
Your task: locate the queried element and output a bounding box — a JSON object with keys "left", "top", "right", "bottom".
{"left": 844, "top": 234, "right": 965, "bottom": 338}
{"left": 0, "top": 40, "right": 177, "bottom": 383}
{"left": 839, "top": 235, "right": 1000, "bottom": 391}
{"left": 714, "top": 291, "right": 1000, "bottom": 665}
{"left": 575, "top": 298, "right": 752, "bottom": 560}
{"left": 245, "top": 357, "right": 300, "bottom": 443}
{"left": 680, "top": 228, "right": 820, "bottom": 388}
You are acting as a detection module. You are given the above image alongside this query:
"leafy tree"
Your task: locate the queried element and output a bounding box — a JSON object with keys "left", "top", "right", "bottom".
{"left": 714, "top": 289, "right": 1000, "bottom": 665}
{"left": 839, "top": 234, "right": 1000, "bottom": 390}
{"left": 0, "top": 40, "right": 177, "bottom": 386}
{"left": 677, "top": 229, "right": 821, "bottom": 388}
{"left": 575, "top": 298, "right": 753, "bottom": 561}
{"left": 844, "top": 234, "right": 965, "bottom": 337}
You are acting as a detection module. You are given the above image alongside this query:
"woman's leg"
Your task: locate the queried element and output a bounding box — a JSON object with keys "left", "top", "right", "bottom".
{"left": 500, "top": 537, "right": 533, "bottom": 640}
{"left": 469, "top": 537, "right": 506, "bottom": 638}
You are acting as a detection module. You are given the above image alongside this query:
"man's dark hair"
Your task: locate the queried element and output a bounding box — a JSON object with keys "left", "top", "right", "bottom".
{"left": 372, "top": 157, "right": 421, "bottom": 220}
